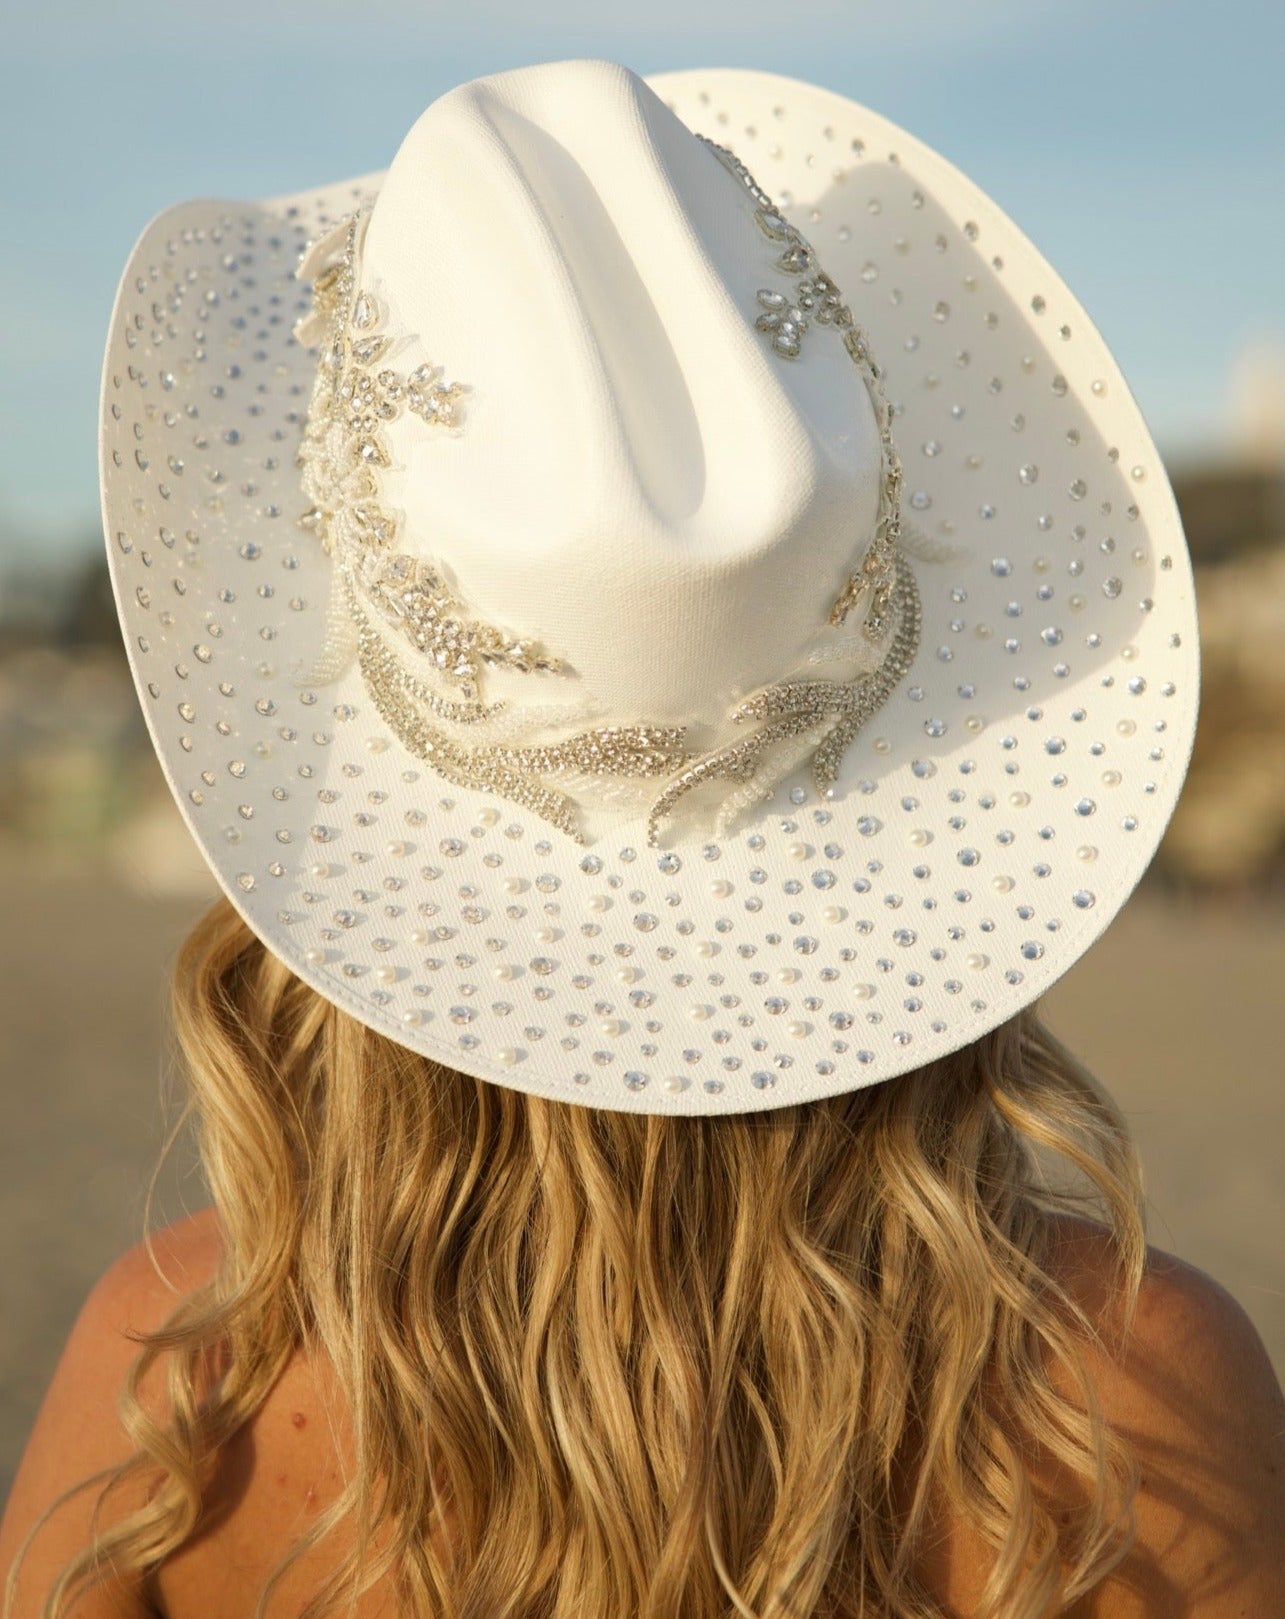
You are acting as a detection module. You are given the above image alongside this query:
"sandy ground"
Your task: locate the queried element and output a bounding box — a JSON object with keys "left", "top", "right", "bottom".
{"left": 1, "top": 838, "right": 1282, "bottom": 1501}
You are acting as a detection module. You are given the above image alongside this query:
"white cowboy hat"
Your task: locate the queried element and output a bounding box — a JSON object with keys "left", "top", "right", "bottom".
{"left": 99, "top": 57, "right": 1200, "bottom": 1114}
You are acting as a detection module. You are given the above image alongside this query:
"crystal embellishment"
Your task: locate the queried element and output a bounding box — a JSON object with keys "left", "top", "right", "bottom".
{"left": 291, "top": 144, "right": 920, "bottom": 846}
{"left": 294, "top": 214, "right": 569, "bottom": 709}
{"left": 698, "top": 135, "right": 905, "bottom": 643}
{"left": 643, "top": 550, "right": 921, "bottom": 849}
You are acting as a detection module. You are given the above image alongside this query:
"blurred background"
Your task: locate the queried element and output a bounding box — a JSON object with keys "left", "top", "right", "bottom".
{"left": 2, "top": 0, "right": 1284, "bottom": 1497}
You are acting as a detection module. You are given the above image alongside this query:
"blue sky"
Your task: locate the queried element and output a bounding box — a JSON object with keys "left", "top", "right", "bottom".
{"left": 1, "top": 0, "right": 1282, "bottom": 564}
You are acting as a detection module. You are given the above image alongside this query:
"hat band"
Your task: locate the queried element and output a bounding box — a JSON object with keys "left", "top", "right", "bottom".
{"left": 291, "top": 143, "right": 923, "bottom": 846}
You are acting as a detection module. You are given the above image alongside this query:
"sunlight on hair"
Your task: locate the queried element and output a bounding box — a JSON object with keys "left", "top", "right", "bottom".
{"left": 6, "top": 894, "right": 1148, "bottom": 1619}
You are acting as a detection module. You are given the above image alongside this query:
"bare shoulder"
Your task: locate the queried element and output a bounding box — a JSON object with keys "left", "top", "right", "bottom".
{"left": 1044, "top": 1210, "right": 1283, "bottom": 1398}
{"left": 86, "top": 1205, "right": 226, "bottom": 1329}
{"left": 0, "top": 1208, "right": 225, "bottom": 1618}
{"left": 1042, "top": 1213, "right": 1285, "bottom": 1616}
{"left": 0, "top": 1208, "right": 389, "bottom": 1619}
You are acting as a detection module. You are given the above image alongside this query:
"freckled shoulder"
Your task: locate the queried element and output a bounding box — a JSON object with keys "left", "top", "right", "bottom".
{"left": 0, "top": 1207, "right": 227, "bottom": 1618}
{"left": 144, "top": 1235, "right": 401, "bottom": 1618}
{"left": 1037, "top": 1215, "right": 1285, "bottom": 1616}
{"left": 903, "top": 1215, "right": 1285, "bottom": 1618}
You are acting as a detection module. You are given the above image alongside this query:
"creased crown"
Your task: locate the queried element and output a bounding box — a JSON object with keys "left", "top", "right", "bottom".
{"left": 291, "top": 59, "right": 922, "bottom": 844}
{"left": 349, "top": 59, "right": 883, "bottom": 724}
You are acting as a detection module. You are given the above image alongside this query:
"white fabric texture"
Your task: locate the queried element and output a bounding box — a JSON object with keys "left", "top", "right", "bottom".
{"left": 98, "top": 58, "right": 1200, "bottom": 1114}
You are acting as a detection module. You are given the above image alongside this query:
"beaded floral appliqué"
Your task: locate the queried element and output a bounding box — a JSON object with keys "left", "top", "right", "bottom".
{"left": 293, "top": 212, "right": 694, "bottom": 838}
{"left": 698, "top": 135, "right": 904, "bottom": 642}
{"left": 291, "top": 146, "right": 921, "bottom": 846}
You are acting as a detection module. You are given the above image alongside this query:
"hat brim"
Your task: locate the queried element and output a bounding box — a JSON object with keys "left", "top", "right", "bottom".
{"left": 99, "top": 66, "right": 1199, "bottom": 1114}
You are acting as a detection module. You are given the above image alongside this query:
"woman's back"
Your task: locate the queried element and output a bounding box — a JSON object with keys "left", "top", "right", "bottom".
{"left": 6, "top": 1205, "right": 1282, "bottom": 1618}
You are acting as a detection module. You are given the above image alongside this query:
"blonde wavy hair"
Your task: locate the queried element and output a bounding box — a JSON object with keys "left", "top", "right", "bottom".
{"left": 9, "top": 893, "right": 1147, "bottom": 1619}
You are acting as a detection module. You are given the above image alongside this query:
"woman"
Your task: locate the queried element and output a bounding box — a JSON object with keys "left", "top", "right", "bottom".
{"left": 4, "top": 56, "right": 1283, "bottom": 1618}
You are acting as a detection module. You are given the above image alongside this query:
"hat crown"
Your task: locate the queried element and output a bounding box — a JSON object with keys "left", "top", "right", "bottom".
{"left": 353, "top": 58, "right": 882, "bottom": 725}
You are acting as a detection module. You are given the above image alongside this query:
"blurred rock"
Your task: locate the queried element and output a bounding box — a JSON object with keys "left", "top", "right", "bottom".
{"left": 1159, "top": 545, "right": 1285, "bottom": 890}
{"left": 1171, "top": 464, "right": 1285, "bottom": 565}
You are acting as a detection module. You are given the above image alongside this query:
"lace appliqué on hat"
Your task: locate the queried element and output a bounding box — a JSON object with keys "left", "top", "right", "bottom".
{"left": 293, "top": 214, "right": 694, "bottom": 840}
{"left": 292, "top": 166, "right": 922, "bottom": 847}
{"left": 699, "top": 135, "right": 904, "bottom": 642}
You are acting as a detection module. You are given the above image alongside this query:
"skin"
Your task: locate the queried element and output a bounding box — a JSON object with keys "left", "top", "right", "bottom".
{"left": 1, "top": 1207, "right": 1283, "bottom": 1618}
